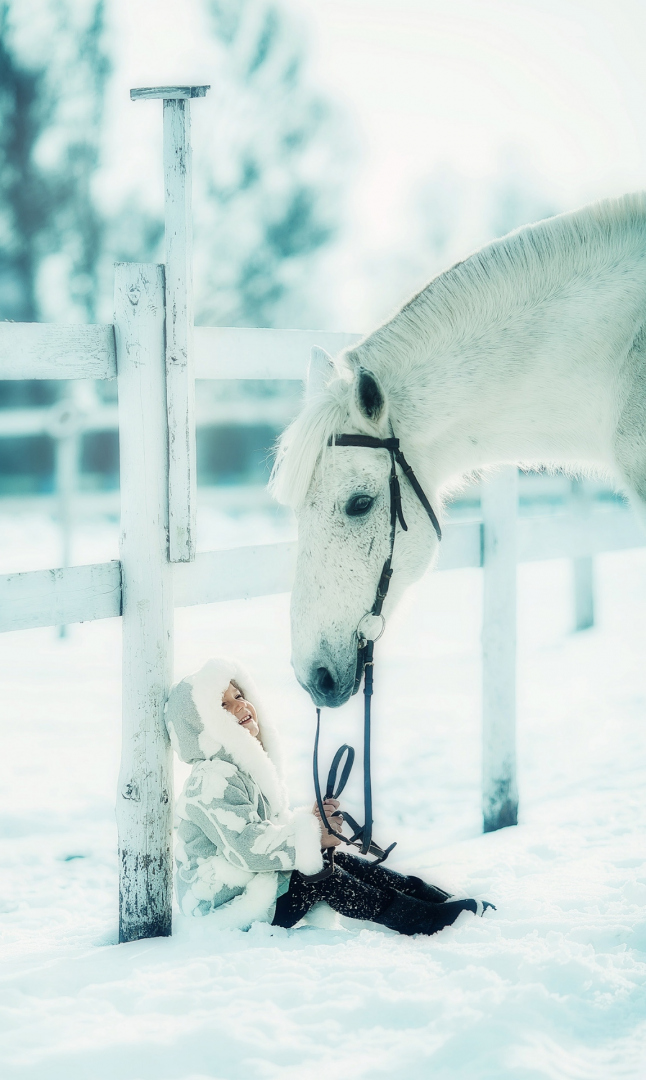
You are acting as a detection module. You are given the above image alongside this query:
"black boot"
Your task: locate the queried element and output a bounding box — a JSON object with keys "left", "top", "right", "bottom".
{"left": 378, "top": 893, "right": 494, "bottom": 936}
{"left": 404, "top": 875, "right": 452, "bottom": 904}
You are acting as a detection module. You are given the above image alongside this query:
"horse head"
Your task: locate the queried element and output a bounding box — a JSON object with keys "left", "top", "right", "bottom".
{"left": 271, "top": 347, "right": 441, "bottom": 708}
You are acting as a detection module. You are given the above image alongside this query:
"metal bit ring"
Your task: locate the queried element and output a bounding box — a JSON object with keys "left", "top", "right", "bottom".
{"left": 356, "top": 611, "right": 386, "bottom": 644}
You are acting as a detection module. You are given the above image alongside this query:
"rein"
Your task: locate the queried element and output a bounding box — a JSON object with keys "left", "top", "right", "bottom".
{"left": 311, "top": 430, "right": 442, "bottom": 875}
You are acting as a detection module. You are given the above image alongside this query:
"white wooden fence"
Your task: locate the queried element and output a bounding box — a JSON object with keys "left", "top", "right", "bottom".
{"left": 1, "top": 85, "right": 645, "bottom": 940}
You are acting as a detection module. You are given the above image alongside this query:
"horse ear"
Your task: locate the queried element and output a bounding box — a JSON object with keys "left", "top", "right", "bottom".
{"left": 306, "top": 347, "right": 334, "bottom": 397}
{"left": 355, "top": 367, "right": 387, "bottom": 424}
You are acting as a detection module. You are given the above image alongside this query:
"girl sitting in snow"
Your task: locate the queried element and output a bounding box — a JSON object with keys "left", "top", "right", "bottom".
{"left": 164, "top": 657, "right": 494, "bottom": 934}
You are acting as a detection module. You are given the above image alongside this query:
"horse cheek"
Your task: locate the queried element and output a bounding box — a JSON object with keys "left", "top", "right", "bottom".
{"left": 289, "top": 516, "right": 373, "bottom": 691}
{"left": 289, "top": 529, "right": 332, "bottom": 679}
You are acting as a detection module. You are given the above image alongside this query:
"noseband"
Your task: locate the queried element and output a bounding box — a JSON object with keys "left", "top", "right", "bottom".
{"left": 311, "top": 430, "right": 442, "bottom": 873}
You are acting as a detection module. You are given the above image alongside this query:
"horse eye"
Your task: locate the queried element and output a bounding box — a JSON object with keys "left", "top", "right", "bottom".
{"left": 345, "top": 494, "right": 375, "bottom": 517}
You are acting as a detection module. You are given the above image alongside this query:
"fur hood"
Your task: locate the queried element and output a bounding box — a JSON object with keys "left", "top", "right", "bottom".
{"left": 164, "top": 656, "right": 288, "bottom": 817}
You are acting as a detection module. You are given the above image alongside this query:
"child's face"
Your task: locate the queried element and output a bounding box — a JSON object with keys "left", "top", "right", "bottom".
{"left": 221, "top": 682, "right": 260, "bottom": 739}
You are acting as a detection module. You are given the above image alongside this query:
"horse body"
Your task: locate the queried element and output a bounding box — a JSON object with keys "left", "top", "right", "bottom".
{"left": 271, "top": 193, "right": 646, "bottom": 706}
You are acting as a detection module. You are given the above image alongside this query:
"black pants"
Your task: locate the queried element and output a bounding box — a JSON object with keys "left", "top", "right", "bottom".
{"left": 272, "top": 851, "right": 450, "bottom": 930}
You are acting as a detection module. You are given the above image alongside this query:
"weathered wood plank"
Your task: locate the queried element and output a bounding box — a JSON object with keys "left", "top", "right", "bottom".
{"left": 0, "top": 561, "right": 121, "bottom": 632}
{"left": 194, "top": 327, "right": 361, "bottom": 380}
{"left": 164, "top": 97, "right": 196, "bottom": 562}
{"left": 481, "top": 467, "right": 519, "bottom": 833}
{"left": 115, "top": 263, "right": 174, "bottom": 943}
{"left": 0, "top": 321, "right": 358, "bottom": 382}
{"left": 174, "top": 541, "right": 298, "bottom": 607}
{"left": 131, "top": 86, "right": 209, "bottom": 100}
{"left": 0, "top": 323, "right": 116, "bottom": 380}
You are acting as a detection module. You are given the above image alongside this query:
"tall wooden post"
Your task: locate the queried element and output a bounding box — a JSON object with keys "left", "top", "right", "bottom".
{"left": 130, "top": 85, "right": 209, "bottom": 562}
{"left": 115, "top": 263, "right": 174, "bottom": 942}
{"left": 481, "top": 466, "right": 519, "bottom": 832}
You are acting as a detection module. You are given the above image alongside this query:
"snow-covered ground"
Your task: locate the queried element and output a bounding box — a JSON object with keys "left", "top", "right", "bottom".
{"left": 1, "top": 506, "right": 646, "bottom": 1079}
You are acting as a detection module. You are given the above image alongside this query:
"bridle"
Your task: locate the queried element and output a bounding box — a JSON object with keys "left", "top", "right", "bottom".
{"left": 310, "top": 430, "right": 442, "bottom": 876}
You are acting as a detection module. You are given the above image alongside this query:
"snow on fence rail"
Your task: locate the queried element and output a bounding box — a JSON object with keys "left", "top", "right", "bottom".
{"left": 1, "top": 84, "right": 645, "bottom": 941}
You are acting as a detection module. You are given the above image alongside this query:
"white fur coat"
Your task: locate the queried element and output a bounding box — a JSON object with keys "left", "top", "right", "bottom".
{"left": 164, "top": 657, "right": 323, "bottom": 928}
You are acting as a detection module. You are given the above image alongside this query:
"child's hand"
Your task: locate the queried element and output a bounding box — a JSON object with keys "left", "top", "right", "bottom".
{"left": 312, "top": 797, "right": 340, "bottom": 820}
{"left": 313, "top": 798, "right": 344, "bottom": 846}
{"left": 319, "top": 820, "right": 344, "bottom": 848}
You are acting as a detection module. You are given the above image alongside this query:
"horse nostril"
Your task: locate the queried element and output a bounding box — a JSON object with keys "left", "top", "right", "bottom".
{"left": 314, "top": 667, "right": 336, "bottom": 697}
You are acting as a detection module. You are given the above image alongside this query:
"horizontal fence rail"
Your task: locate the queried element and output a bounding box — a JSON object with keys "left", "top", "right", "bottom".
{"left": 0, "top": 323, "right": 116, "bottom": 380}
{"left": 0, "top": 560, "right": 122, "bottom": 631}
{"left": 173, "top": 540, "right": 298, "bottom": 606}
{"left": 2, "top": 504, "right": 643, "bottom": 634}
{"left": 0, "top": 322, "right": 360, "bottom": 382}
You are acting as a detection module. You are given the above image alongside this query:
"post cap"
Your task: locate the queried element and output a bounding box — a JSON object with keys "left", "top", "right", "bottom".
{"left": 130, "top": 86, "right": 210, "bottom": 101}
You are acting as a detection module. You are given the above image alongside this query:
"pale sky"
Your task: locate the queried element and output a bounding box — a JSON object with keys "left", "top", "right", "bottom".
{"left": 100, "top": 0, "right": 646, "bottom": 326}
{"left": 300, "top": 1, "right": 646, "bottom": 234}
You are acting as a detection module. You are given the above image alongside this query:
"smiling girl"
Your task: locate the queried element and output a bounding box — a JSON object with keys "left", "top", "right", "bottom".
{"left": 165, "top": 657, "right": 494, "bottom": 934}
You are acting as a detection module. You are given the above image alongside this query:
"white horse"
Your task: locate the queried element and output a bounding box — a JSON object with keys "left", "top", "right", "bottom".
{"left": 271, "top": 193, "right": 646, "bottom": 707}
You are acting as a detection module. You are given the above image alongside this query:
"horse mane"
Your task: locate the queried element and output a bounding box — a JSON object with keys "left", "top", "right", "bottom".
{"left": 271, "top": 192, "right": 646, "bottom": 508}
{"left": 350, "top": 192, "right": 646, "bottom": 379}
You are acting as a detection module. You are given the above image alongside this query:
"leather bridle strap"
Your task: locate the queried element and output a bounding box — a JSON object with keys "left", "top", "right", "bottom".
{"left": 334, "top": 430, "right": 441, "bottom": 693}
{"left": 328, "top": 433, "right": 442, "bottom": 544}
{"left": 312, "top": 659, "right": 397, "bottom": 870}
{"left": 309, "top": 426, "right": 440, "bottom": 871}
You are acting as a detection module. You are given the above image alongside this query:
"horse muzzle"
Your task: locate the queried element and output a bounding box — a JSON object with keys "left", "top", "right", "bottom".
{"left": 300, "top": 657, "right": 357, "bottom": 708}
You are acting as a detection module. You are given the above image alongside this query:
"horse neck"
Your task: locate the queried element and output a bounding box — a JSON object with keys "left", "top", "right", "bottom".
{"left": 384, "top": 357, "right": 542, "bottom": 491}
{"left": 375, "top": 333, "right": 617, "bottom": 491}
{"left": 352, "top": 222, "right": 646, "bottom": 489}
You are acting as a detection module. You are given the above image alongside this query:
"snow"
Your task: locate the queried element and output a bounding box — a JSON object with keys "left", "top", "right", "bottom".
{"left": 1, "top": 506, "right": 646, "bottom": 1078}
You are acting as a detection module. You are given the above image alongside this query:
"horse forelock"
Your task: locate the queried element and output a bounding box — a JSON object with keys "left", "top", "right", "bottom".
{"left": 269, "top": 376, "right": 355, "bottom": 508}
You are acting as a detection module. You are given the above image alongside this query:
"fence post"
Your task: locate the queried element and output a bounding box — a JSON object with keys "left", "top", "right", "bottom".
{"left": 130, "top": 85, "right": 209, "bottom": 562}
{"left": 571, "top": 479, "right": 594, "bottom": 630}
{"left": 163, "top": 96, "right": 195, "bottom": 562}
{"left": 481, "top": 466, "right": 518, "bottom": 832}
{"left": 115, "top": 262, "right": 174, "bottom": 942}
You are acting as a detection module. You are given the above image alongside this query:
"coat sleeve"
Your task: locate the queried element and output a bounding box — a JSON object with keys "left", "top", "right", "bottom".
{"left": 181, "top": 762, "right": 323, "bottom": 877}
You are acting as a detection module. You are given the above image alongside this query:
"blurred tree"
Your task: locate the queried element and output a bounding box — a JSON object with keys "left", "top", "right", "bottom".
{"left": 0, "top": 5, "right": 42, "bottom": 326}
{"left": 194, "top": 0, "right": 347, "bottom": 329}
{"left": 0, "top": 0, "right": 109, "bottom": 326}
{"left": 0, "top": 0, "right": 348, "bottom": 490}
{"left": 0, "top": 0, "right": 109, "bottom": 414}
